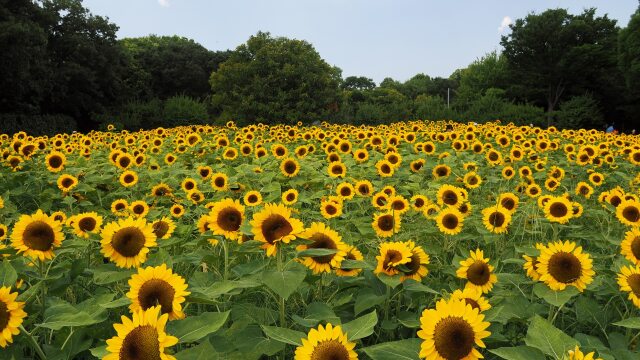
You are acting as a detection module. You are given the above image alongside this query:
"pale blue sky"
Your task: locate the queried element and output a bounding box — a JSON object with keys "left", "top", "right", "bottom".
{"left": 84, "top": 0, "right": 638, "bottom": 83}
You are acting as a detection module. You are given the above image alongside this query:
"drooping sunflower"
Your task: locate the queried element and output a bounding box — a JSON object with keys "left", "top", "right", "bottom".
{"left": 127, "top": 264, "right": 190, "bottom": 320}
{"left": 280, "top": 157, "right": 300, "bottom": 177}
{"left": 456, "top": 249, "right": 498, "bottom": 294}
{"left": 481, "top": 205, "right": 512, "bottom": 234}
{"left": 372, "top": 212, "right": 401, "bottom": 238}
{"left": 543, "top": 196, "right": 573, "bottom": 224}
{"left": 243, "top": 190, "right": 263, "bottom": 207}
{"left": 435, "top": 207, "right": 464, "bottom": 235}
{"left": 152, "top": 217, "right": 176, "bottom": 240}
{"left": 567, "top": 346, "right": 603, "bottom": 360}
{"left": 57, "top": 174, "right": 78, "bottom": 192}
{"left": 208, "top": 198, "right": 245, "bottom": 241}
{"left": 400, "top": 240, "right": 430, "bottom": 282}
{"left": 250, "top": 203, "right": 304, "bottom": 257}
{"left": 104, "top": 306, "right": 178, "bottom": 360}
{"left": 71, "top": 212, "right": 103, "bottom": 238}
{"left": 100, "top": 217, "right": 157, "bottom": 269}
{"left": 616, "top": 200, "right": 640, "bottom": 227}
{"left": 336, "top": 245, "right": 364, "bottom": 277}
{"left": 617, "top": 265, "right": 640, "bottom": 309}
{"left": 45, "top": 151, "right": 66, "bottom": 172}
{"left": 0, "top": 286, "right": 27, "bottom": 348}
{"left": 417, "top": 298, "right": 490, "bottom": 360}
{"left": 294, "top": 323, "right": 358, "bottom": 360}
{"left": 297, "top": 222, "right": 347, "bottom": 274}
{"left": 523, "top": 244, "right": 546, "bottom": 281}
{"left": 11, "top": 210, "right": 64, "bottom": 260}
{"left": 374, "top": 241, "right": 413, "bottom": 276}
{"left": 621, "top": 228, "right": 640, "bottom": 265}
{"left": 450, "top": 287, "right": 491, "bottom": 312}
{"left": 537, "top": 240, "right": 594, "bottom": 292}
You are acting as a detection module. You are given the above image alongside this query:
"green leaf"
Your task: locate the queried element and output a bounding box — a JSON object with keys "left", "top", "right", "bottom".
{"left": 261, "top": 264, "right": 307, "bottom": 300}
{"left": 533, "top": 283, "right": 579, "bottom": 307}
{"left": 377, "top": 273, "right": 402, "bottom": 289}
{"left": 402, "top": 280, "right": 439, "bottom": 294}
{"left": 612, "top": 317, "right": 640, "bottom": 329}
{"left": 338, "top": 259, "right": 372, "bottom": 270}
{"left": 0, "top": 259, "right": 17, "bottom": 287}
{"left": 90, "top": 265, "right": 134, "bottom": 285}
{"left": 524, "top": 315, "right": 578, "bottom": 358}
{"left": 174, "top": 340, "right": 216, "bottom": 360}
{"left": 354, "top": 289, "right": 386, "bottom": 315}
{"left": 38, "top": 299, "right": 105, "bottom": 330}
{"left": 190, "top": 279, "right": 261, "bottom": 301}
{"left": 167, "top": 311, "right": 230, "bottom": 343}
{"left": 342, "top": 310, "right": 378, "bottom": 340}
{"left": 490, "top": 346, "right": 546, "bottom": 360}
{"left": 261, "top": 325, "right": 306, "bottom": 346}
{"left": 296, "top": 248, "right": 338, "bottom": 257}
{"left": 361, "top": 338, "right": 422, "bottom": 359}
{"left": 89, "top": 346, "right": 108, "bottom": 358}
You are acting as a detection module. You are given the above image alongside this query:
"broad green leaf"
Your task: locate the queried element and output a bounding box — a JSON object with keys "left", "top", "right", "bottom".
{"left": 612, "top": 317, "right": 640, "bottom": 329}
{"left": 89, "top": 346, "right": 108, "bottom": 358}
{"left": 524, "top": 315, "right": 578, "bottom": 358}
{"left": 490, "top": 346, "right": 546, "bottom": 360}
{"left": 297, "top": 248, "right": 338, "bottom": 257}
{"left": 403, "top": 280, "right": 439, "bottom": 294}
{"left": 0, "top": 259, "right": 17, "bottom": 287}
{"left": 261, "top": 265, "right": 307, "bottom": 300}
{"left": 174, "top": 340, "right": 216, "bottom": 360}
{"left": 354, "top": 289, "right": 386, "bottom": 315}
{"left": 261, "top": 325, "right": 306, "bottom": 346}
{"left": 90, "top": 265, "right": 134, "bottom": 285}
{"left": 190, "top": 279, "right": 261, "bottom": 300}
{"left": 361, "top": 338, "right": 422, "bottom": 360}
{"left": 338, "top": 259, "right": 372, "bottom": 270}
{"left": 168, "top": 311, "right": 230, "bottom": 343}
{"left": 533, "top": 283, "right": 579, "bottom": 307}
{"left": 38, "top": 299, "right": 105, "bottom": 330}
{"left": 342, "top": 310, "right": 377, "bottom": 340}
{"left": 377, "top": 273, "right": 402, "bottom": 289}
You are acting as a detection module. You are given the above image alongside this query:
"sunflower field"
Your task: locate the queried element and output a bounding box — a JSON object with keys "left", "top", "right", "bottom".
{"left": 1, "top": 120, "right": 640, "bottom": 360}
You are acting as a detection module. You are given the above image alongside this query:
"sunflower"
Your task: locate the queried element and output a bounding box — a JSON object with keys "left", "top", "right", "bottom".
{"left": 297, "top": 222, "right": 347, "bottom": 274}
{"left": 575, "top": 182, "right": 594, "bottom": 199}
{"left": 320, "top": 199, "right": 343, "bottom": 219}
{"left": 501, "top": 166, "right": 516, "bottom": 180}
{"left": 0, "top": 286, "right": 27, "bottom": 348}
{"left": 567, "top": 346, "right": 603, "bottom": 360}
{"left": 127, "top": 264, "right": 190, "bottom": 320}
{"left": 57, "top": 174, "right": 78, "bottom": 192}
{"left": 152, "top": 217, "right": 176, "bottom": 240}
{"left": 71, "top": 212, "right": 103, "bottom": 238}
{"left": 250, "top": 203, "right": 304, "bottom": 257}
{"left": 208, "top": 198, "right": 245, "bottom": 241}
{"left": 354, "top": 180, "right": 373, "bottom": 197}
{"left": 411, "top": 195, "right": 429, "bottom": 211}
{"left": 617, "top": 265, "right": 640, "bottom": 309}
{"left": 437, "top": 185, "right": 463, "bottom": 208}
{"left": 280, "top": 157, "right": 300, "bottom": 177}
{"left": 525, "top": 183, "right": 542, "bottom": 197}
{"left": 388, "top": 195, "right": 410, "bottom": 215}
{"left": 543, "top": 196, "right": 573, "bottom": 224}
{"left": 104, "top": 306, "right": 178, "bottom": 360}
{"left": 11, "top": 210, "right": 64, "bottom": 260}
{"left": 450, "top": 287, "right": 491, "bottom": 312}
{"left": 0, "top": 224, "right": 7, "bottom": 242}
{"left": 621, "top": 228, "right": 640, "bottom": 265}
{"left": 151, "top": 183, "right": 172, "bottom": 197}
{"left": 481, "top": 205, "right": 511, "bottom": 234}
{"left": 111, "top": 199, "right": 129, "bottom": 216}
{"left": 100, "top": 217, "right": 157, "bottom": 269}
{"left": 616, "top": 200, "right": 640, "bottom": 227}
{"left": 417, "top": 298, "right": 490, "bottom": 360}
{"left": 435, "top": 207, "right": 464, "bottom": 235}
{"left": 119, "top": 170, "right": 139, "bottom": 188}
{"left": 497, "top": 193, "right": 519, "bottom": 213}
{"left": 170, "top": 204, "right": 185, "bottom": 219}
{"left": 282, "top": 189, "right": 299, "bottom": 205}
{"left": 375, "top": 159, "right": 394, "bottom": 177}
{"left": 523, "top": 244, "right": 546, "bottom": 281}
{"left": 45, "top": 151, "right": 66, "bottom": 172}
{"left": 327, "top": 161, "right": 347, "bottom": 178}
{"left": 211, "top": 172, "right": 229, "bottom": 191}
{"left": 336, "top": 182, "right": 355, "bottom": 200}
{"left": 374, "top": 241, "right": 413, "bottom": 276}
{"left": 400, "top": 240, "right": 430, "bottom": 282}
{"left": 589, "top": 172, "right": 604, "bottom": 186}
{"left": 432, "top": 164, "right": 451, "bottom": 179}
{"left": 243, "top": 190, "right": 263, "bottom": 207}
{"left": 371, "top": 192, "right": 389, "bottom": 210}
{"left": 180, "top": 178, "right": 198, "bottom": 193}
{"left": 537, "top": 240, "right": 594, "bottom": 292}
{"left": 294, "top": 323, "right": 357, "bottom": 360}
{"left": 336, "top": 246, "right": 364, "bottom": 277}
{"left": 130, "top": 200, "right": 150, "bottom": 218}
{"left": 372, "top": 212, "right": 401, "bottom": 238}
{"left": 457, "top": 249, "right": 498, "bottom": 294}
{"left": 463, "top": 172, "right": 482, "bottom": 189}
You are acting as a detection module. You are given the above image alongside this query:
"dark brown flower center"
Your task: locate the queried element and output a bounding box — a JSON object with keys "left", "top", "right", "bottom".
{"left": 380, "top": 164, "right": 391, "bottom": 174}
{"left": 247, "top": 194, "right": 258, "bottom": 203}
{"left": 631, "top": 237, "right": 640, "bottom": 261}
{"left": 133, "top": 205, "right": 145, "bottom": 214}
{"left": 436, "top": 166, "right": 448, "bottom": 176}
{"left": 78, "top": 217, "right": 97, "bottom": 232}
{"left": 442, "top": 191, "right": 458, "bottom": 206}
{"left": 306, "top": 233, "right": 337, "bottom": 264}
{"left": 549, "top": 202, "right": 568, "bottom": 218}
{"left": 488, "top": 211, "right": 505, "bottom": 227}
{"left": 331, "top": 164, "right": 344, "bottom": 175}
{"left": 217, "top": 208, "right": 242, "bottom": 231}
{"left": 548, "top": 252, "right": 582, "bottom": 284}
{"left": 622, "top": 206, "right": 640, "bottom": 223}
{"left": 627, "top": 274, "right": 640, "bottom": 297}
{"left": 378, "top": 215, "right": 394, "bottom": 231}
{"left": 500, "top": 198, "right": 515, "bottom": 210}
{"left": 441, "top": 214, "right": 459, "bottom": 230}
{"left": 284, "top": 161, "right": 297, "bottom": 174}
{"left": 325, "top": 204, "right": 338, "bottom": 216}
{"left": 464, "top": 298, "right": 480, "bottom": 311}
{"left": 403, "top": 252, "right": 422, "bottom": 276}
{"left": 433, "top": 316, "right": 475, "bottom": 360}
{"left": 214, "top": 177, "right": 225, "bottom": 188}
{"left": 391, "top": 200, "right": 406, "bottom": 211}
{"left": 23, "top": 221, "right": 55, "bottom": 251}
{"left": 340, "top": 187, "right": 351, "bottom": 197}
{"left": 310, "top": 339, "right": 349, "bottom": 360}
{"left": 120, "top": 325, "right": 162, "bottom": 360}
{"left": 467, "top": 261, "right": 491, "bottom": 285}
{"left": 153, "top": 221, "right": 170, "bottom": 238}
{"left": 383, "top": 250, "right": 403, "bottom": 271}
{"left": 112, "top": 227, "right": 146, "bottom": 257}
{"left": 48, "top": 156, "right": 63, "bottom": 168}
{"left": 115, "top": 202, "right": 127, "bottom": 211}
{"left": 61, "top": 177, "right": 74, "bottom": 188}
{"left": 261, "top": 215, "right": 293, "bottom": 244}
{"left": 138, "top": 279, "right": 175, "bottom": 314}
{"left": 414, "top": 198, "right": 425, "bottom": 207}
{"left": 0, "top": 301, "right": 9, "bottom": 331}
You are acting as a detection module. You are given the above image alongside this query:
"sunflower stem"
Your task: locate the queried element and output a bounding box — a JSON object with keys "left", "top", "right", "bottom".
{"left": 221, "top": 238, "right": 229, "bottom": 281}
{"left": 19, "top": 325, "right": 47, "bottom": 360}
{"left": 277, "top": 245, "right": 286, "bottom": 327}
{"left": 39, "top": 260, "right": 46, "bottom": 322}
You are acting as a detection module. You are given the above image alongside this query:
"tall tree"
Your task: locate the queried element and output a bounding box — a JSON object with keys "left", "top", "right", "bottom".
{"left": 501, "top": 8, "right": 621, "bottom": 124}
{"left": 454, "top": 51, "right": 508, "bottom": 107}
{"left": 210, "top": 32, "right": 342, "bottom": 124}
{"left": 619, "top": 8, "right": 640, "bottom": 126}
{"left": 341, "top": 76, "right": 376, "bottom": 91}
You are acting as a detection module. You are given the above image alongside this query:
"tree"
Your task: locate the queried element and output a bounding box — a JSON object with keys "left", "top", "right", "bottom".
{"left": 341, "top": 76, "right": 376, "bottom": 91}
{"left": 501, "top": 8, "right": 621, "bottom": 123}
{"left": 121, "top": 35, "right": 231, "bottom": 100}
{"left": 455, "top": 51, "right": 508, "bottom": 108}
{"left": 554, "top": 94, "right": 604, "bottom": 129}
{"left": 619, "top": 9, "right": 640, "bottom": 126}
{"left": 210, "top": 32, "right": 342, "bottom": 124}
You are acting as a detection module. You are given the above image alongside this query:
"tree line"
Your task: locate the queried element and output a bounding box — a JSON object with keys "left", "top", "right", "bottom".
{"left": 1, "top": 0, "right": 638, "bottom": 134}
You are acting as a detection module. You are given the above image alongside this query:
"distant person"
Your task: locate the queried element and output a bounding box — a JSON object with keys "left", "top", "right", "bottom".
{"left": 632, "top": 129, "right": 637, "bottom": 135}
{"left": 606, "top": 124, "right": 614, "bottom": 133}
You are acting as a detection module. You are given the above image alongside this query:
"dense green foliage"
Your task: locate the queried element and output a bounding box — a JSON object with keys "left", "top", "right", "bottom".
{"left": 1, "top": 1, "right": 639, "bottom": 134}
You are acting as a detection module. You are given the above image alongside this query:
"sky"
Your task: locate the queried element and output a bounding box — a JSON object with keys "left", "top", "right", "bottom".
{"left": 83, "top": 0, "right": 638, "bottom": 83}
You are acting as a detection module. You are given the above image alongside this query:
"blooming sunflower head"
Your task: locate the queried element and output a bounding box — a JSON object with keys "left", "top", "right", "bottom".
{"left": 617, "top": 265, "right": 640, "bottom": 309}
{"left": 450, "top": 287, "right": 491, "bottom": 312}
{"left": 456, "top": 249, "right": 497, "bottom": 294}
{"left": 152, "top": 217, "right": 176, "bottom": 240}
{"left": 127, "top": 264, "right": 190, "bottom": 320}
{"left": 435, "top": 207, "right": 464, "bottom": 235}
{"left": 297, "top": 222, "right": 347, "bottom": 274}
{"left": 295, "top": 323, "right": 357, "bottom": 360}
{"left": 537, "top": 240, "right": 594, "bottom": 292}
{"left": 372, "top": 212, "right": 401, "bottom": 238}
{"left": 11, "top": 210, "right": 64, "bottom": 261}
{"left": 100, "top": 217, "right": 157, "bottom": 269}
{"left": 374, "top": 241, "right": 413, "bottom": 276}
{"left": 250, "top": 203, "right": 304, "bottom": 257}
{"left": 209, "top": 198, "right": 245, "bottom": 241}
{"left": 0, "top": 286, "right": 27, "bottom": 348}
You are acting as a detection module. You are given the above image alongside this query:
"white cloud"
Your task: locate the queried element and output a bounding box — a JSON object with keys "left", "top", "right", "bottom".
{"left": 498, "top": 16, "right": 512, "bottom": 33}
{"left": 158, "top": 0, "right": 170, "bottom": 7}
